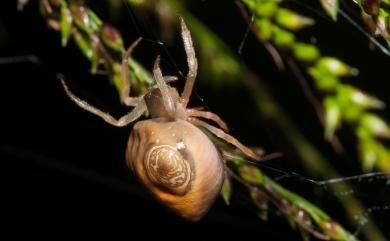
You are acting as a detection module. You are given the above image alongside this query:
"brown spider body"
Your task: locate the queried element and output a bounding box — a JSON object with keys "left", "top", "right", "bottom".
{"left": 61, "top": 17, "right": 260, "bottom": 222}
{"left": 127, "top": 87, "right": 224, "bottom": 221}
{"left": 127, "top": 118, "right": 224, "bottom": 221}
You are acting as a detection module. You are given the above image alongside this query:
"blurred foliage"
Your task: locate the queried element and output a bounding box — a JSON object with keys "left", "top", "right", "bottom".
{"left": 243, "top": 0, "right": 390, "bottom": 173}
{"left": 352, "top": 0, "right": 390, "bottom": 47}
{"left": 125, "top": 0, "right": 244, "bottom": 86}
{"left": 39, "top": 0, "right": 153, "bottom": 103}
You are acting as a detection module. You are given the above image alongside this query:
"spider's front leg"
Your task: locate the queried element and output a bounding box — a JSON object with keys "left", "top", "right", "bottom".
{"left": 189, "top": 117, "right": 261, "bottom": 161}
{"left": 179, "top": 17, "right": 198, "bottom": 108}
{"left": 121, "top": 38, "right": 178, "bottom": 107}
{"left": 153, "top": 55, "right": 176, "bottom": 115}
{"left": 61, "top": 80, "right": 146, "bottom": 127}
{"left": 121, "top": 37, "right": 143, "bottom": 107}
{"left": 187, "top": 108, "right": 229, "bottom": 132}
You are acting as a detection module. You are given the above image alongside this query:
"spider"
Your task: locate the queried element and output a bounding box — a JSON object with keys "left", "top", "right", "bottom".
{"left": 61, "top": 17, "right": 261, "bottom": 221}
{"left": 61, "top": 17, "right": 260, "bottom": 162}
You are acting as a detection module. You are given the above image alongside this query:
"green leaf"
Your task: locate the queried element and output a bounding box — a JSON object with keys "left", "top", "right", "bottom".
{"left": 317, "top": 57, "right": 358, "bottom": 77}
{"left": 360, "top": 114, "right": 390, "bottom": 138}
{"left": 320, "top": 0, "right": 339, "bottom": 21}
{"left": 101, "top": 24, "right": 125, "bottom": 53}
{"left": 254, "top": 1, "right": 278, "bottom": 18}
{"left": 239, "top": 164, "right": 264, "bottom": 185}
{"left": 358, "top": 138, "right": 378, "bottom": 171}
{"left": 324, "top": 97, "right": 341, "bottom": 140}
{"left": 272, "top": 25, "right": 295, "bottom": 48}
{"left": 359, "top": 140, "right": 390, "bottom": 172}
{"left": 319, "top": 220, "right": 359, "bottom": 241}
{"left": 275, "top": 9, "right": 315, "bottom": 31}
{"left": 292, "top": 43, "right": 320, "bottom": 62}
{"left": 112, "top": 63, "right": 123, "bottom": 98}
{"left": 71, "top": 4, "right": 102, "bottom": 35}
{"left": 337, "top": 86, "right": 364, "bottom": 122}
{"left": 221, "top": 174, "right": 232, "bottom": 206}
{"left": 60, "top": 1, "right": 72, "bottom": 46}
{"left": 86, "top": 8, "right": 103, "bottom": 30}
{"left": 73, "top": 30, "right": 93, "bottom": 59}
{"left": 242, "top": 0, "right": 256, "bottom": 10}
{"left": 308, "top": 67, "right": 339, "bottom": 91}
{"left": 90, "top": 45, "right": 99, "bottom": 74}
{"left": 376, "top": 144, "right": 390, "bottom": 172}
{"left": 128, "top": 58, "right": 153, "bottom": 85}
{"left": 72, "top": 29, "right": 99, "bottom": 73}
{"left": 349, "top": 88, "right": 385, "bottom": 109}
{"left": 255, "top": 18, "right": 273, "bottom": 41}
{"left": 264, "top": 176, "right": 330, "bottom": 223}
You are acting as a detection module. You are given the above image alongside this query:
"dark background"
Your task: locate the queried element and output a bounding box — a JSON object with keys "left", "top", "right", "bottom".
{"left": 1, "top": 0, "right": 389, "bottom": 240}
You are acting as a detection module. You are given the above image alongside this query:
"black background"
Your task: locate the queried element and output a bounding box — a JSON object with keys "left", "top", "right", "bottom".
{"left": 1, "top": 0, "right": 389, "bottom": 240}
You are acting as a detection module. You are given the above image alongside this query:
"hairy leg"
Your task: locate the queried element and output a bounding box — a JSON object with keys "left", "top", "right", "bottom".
{"left": 179, "top": 17, "right": 198, "bottom": 108}
{"left": 164, "top": 76, "right": 179, "bottom": 83}
{"left": 153, "top": 55, "right": 175, "bottom": 114}
{"left": 189, "top": 118, "right": 260, "bottom": 160}
{"left": 61, "top": 80, "right": 146, "bottom": 127}
{"left": 121, "top": 37, "right": 143, "bottom": 106}
{"left": 187, "top": 109, "right": 229, "bottom": 132}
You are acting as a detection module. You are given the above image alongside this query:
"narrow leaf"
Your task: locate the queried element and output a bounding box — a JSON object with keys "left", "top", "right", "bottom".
{"left": 71, "top": 5, "right": 102, "bottom": 35}
{"left": 349, "top": 89, "right": 385, "bottom": 109}
{"left": 324, "top": 97, "right": 341, "bottom": 140}
{"left": 319, "top": 220, "right": 359, "bottom": 241}
{"left": 272, "top": 26, "right": 296, "bottom": 48}
{"left": 101, "top": 25, "right": 125, "bottom": 53}
{"left": 254, "top": 1, "right": 278, "bottom": 18}
{"left": 73, "top": 30, "right": 93, "bottom": 59}
{"left": 275, "top": 9, "right": 315, "bottom": 31}
{"left": 239, "top": 164, "right": 264, "bottom": 185}
{"left": 255, "top": 18, "right": 273, "bottom": 41}
{"left": 221, "top": 173, "right": 232, "bottom": 206}
{"left": 320, "top": 0, "right": 339, "bottom": 21}
{"left": 360, "top": 114, "right": 390, "bottom": 138}
{"left": 317, "top": 57, "right": 359, "bottom": 77}
{"left": 292, "top": 43, "right": 320, "bottom": 62}
{"left": 308, "top": 67, "right": 339, "bottom": 91}
{"left": 358, "top": 139, "right": 378, "bottom": 171}
{"left": 60, "top": 1, "right": 72, "bottom": 46}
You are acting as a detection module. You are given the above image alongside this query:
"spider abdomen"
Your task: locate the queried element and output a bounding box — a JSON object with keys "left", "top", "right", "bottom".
{"left": 144, "top": 144, "right": 194, "bottom": 196}
{"left": 126, "top": 118, "right": 224, "bottom": 221}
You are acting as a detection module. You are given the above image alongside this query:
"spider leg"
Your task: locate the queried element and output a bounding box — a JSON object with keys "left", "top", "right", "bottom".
{"left": 187, "top": 109, "right": 229, "bottom": 132}
{"left": 121, "top": 37, "right": 143, "bottom": 107}
{"left": 179, "top": 17, "right": 198, "bottom": 108}
{"left": 61, "top": 80, "right": 146, "bottom": 127}
{"left": 164, "top": 75, "right": 178, "bottom": 83}
{"left": 189, "top": 118, "right": 261, "bottom": 160}
{"left": 153, "top": 55, "right": 175, "bottom": 114}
